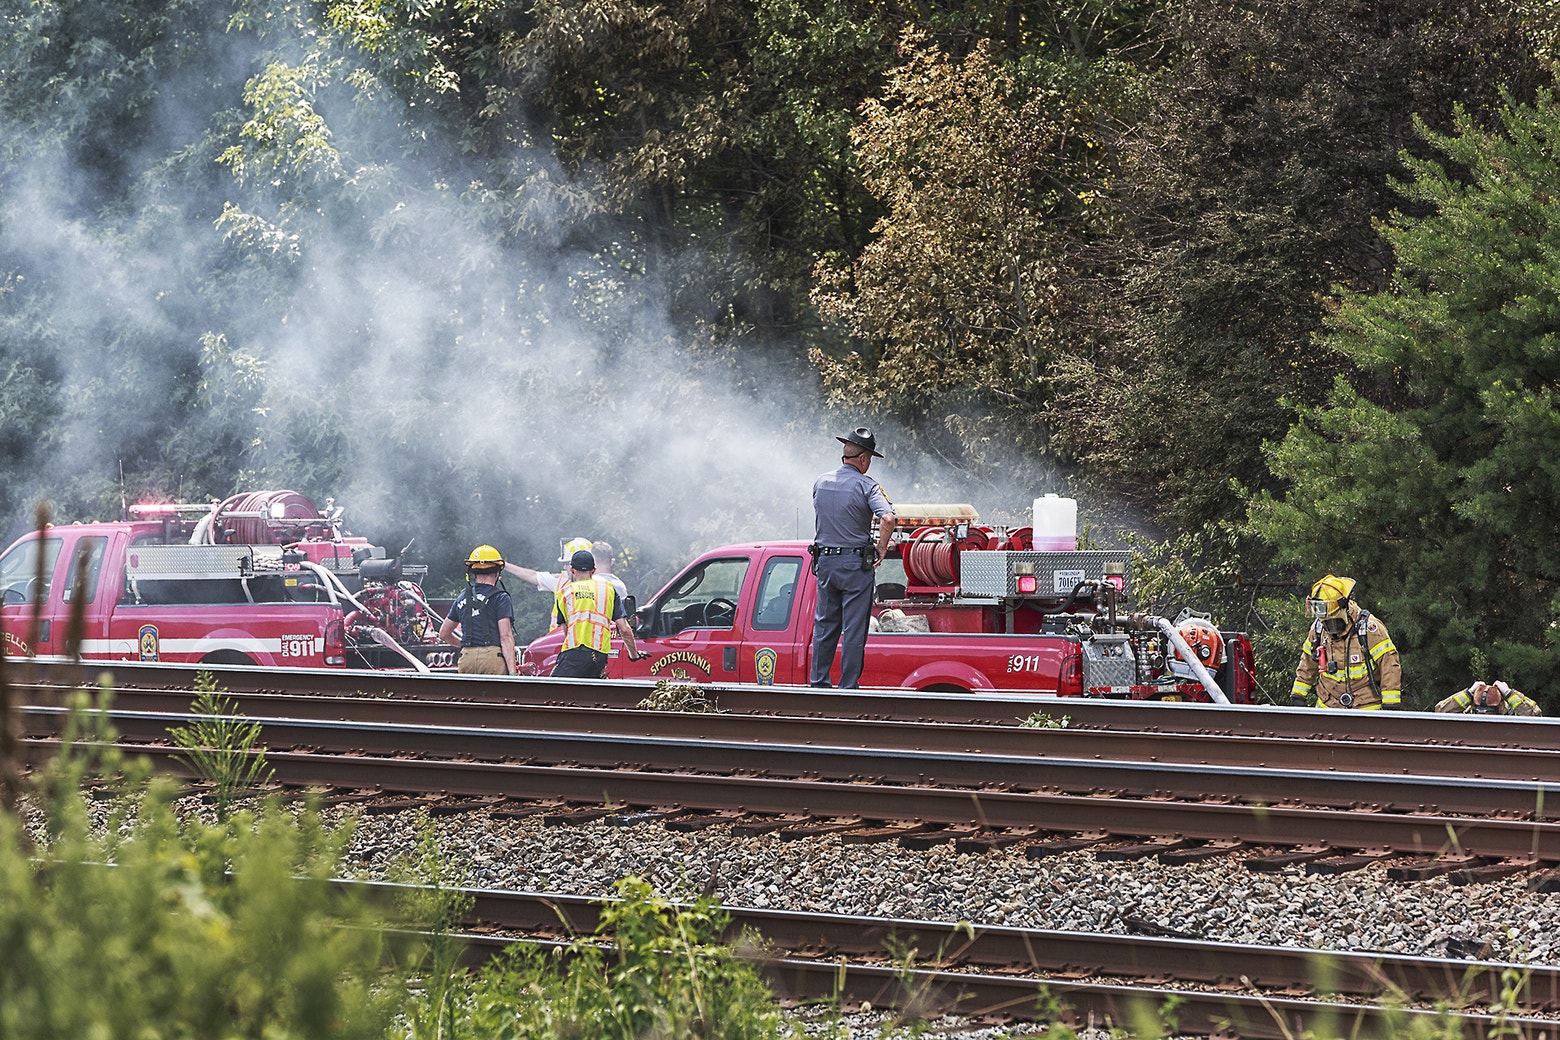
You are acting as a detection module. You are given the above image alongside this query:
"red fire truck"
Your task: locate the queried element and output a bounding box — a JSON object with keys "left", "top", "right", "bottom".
{"left": 522, "top": 506, "right": 1256, "bottom": 701}
{"left": 0, "top": 491, "right": 450, "bottom": 670}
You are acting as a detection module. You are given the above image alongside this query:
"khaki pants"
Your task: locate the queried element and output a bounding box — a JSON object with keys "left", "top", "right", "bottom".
{"left": 458, "top": 646, "right": 508, "bottom": 675}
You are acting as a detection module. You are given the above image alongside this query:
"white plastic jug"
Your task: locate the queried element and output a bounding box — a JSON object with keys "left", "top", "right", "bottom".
{"left": 1032, "top": 494, "right": 1077, "bottom": 551}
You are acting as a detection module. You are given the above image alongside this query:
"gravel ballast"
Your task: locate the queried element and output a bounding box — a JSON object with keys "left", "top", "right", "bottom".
{"left": 343, "top": 806, "right": 1560, "bottom": 966}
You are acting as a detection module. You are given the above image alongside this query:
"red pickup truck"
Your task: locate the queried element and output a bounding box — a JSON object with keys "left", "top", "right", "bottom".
{"left": 521, "top": 523, "right": 1256, "bottom": 701}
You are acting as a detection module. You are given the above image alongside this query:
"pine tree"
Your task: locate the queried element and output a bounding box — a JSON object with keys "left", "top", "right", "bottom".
{"left": 1254, "top": 89, "right": 1560, "bottom": 708}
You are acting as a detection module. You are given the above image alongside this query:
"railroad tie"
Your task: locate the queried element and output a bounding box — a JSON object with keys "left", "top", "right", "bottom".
{"left": 1024, "top": 831, "right": 1109, "bottom": 859}
{"left": 541, "top": 804, "right": 622, "bottom": 826}
{"left": 488, "top": 800, "right": 568, "bottom": 820}
{"left": 1445, "top": 859, "right": 1538, "bottom": 886}
{"left": 729, "top": 814, "right": 810, "bottom": 836}
{"left": 952, "top": 828, "right": 1045, "bottom": 854}
{"left": 839, "top": 821, "right": 944, "bottom": 844}
{"left": 1158, "top": 840, "right": 1245, "bottom": 865}
{"left": 1386, "top": 855, "right": 1483, "bottom": 882}
{"left": 774, "top": 817, "right": 864, "bottom": 840}
{"left": 1096, "top": 837, "right": 1197, "bottom": 862}
{"left": 1304, "top": 849, "right": 1397, "bottom": 875}
{"left": 1242, "top": 845, "right": 1332, "bottom": 872}
{"left": 900, "top": 825, "right": 982, "bottom": 851}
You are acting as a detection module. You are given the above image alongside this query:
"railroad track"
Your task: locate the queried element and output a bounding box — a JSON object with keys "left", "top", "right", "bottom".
{"left": 21, "top": 685, "right": 1560, "bottom": 865}
{"left": 18, "top": 660, "right": 1560, "bottom": 1035}
{"left": 21, "top": 658, "right": 1560, "bottom": 744}
{"left": 351, "top": 881, "right": 1560, "bottom": 1038}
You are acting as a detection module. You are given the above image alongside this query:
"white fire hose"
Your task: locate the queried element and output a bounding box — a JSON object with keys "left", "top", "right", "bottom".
{"left": 1152, "top": 615, "right": 1229, "bottom": 704}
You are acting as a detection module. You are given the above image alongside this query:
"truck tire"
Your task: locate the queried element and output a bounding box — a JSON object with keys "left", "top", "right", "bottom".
{"left": 921, "top": 682, "right": 970, "bottom": 694}
{"left": 200, "top": 650, "right": 256, "bottom": 666}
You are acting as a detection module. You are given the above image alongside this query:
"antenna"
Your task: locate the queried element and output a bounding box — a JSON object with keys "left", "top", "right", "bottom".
{"left": 118, "top": 460, "right": 127, "bottom": 521}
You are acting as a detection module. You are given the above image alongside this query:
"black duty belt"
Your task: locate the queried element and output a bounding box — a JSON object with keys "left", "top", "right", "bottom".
{"left": 813, "top": 545, "right": 871, "bottom": 556}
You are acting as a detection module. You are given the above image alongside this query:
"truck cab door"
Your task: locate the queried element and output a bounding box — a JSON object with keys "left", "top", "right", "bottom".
{"left": 0, "top": 530, "right": 111, "bottom": 660}
{"left": 622, "top": 555, "right": 752, "bottom": 684}
{"left": 0, "top": 531, "right": 66, "bottom": 658}
{"left": 742, "top": 553, "right": 805, "bottom": 686}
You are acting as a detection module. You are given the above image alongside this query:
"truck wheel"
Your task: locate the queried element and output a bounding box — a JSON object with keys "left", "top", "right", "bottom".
{"left": 922, "top": 683, "right": 970, "bottom": 694}
{"left": 200, "top": 650, "right": 256, "bottom": 666}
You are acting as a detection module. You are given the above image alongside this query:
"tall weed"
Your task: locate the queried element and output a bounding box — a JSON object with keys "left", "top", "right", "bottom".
{"left": 0, "top": 687, "right": 408, "bottom": 1040}
{"left": 407, "top": 875, "right": 795, "bottom": 1040}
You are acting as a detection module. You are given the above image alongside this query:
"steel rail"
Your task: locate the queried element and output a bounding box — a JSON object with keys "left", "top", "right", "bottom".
{"left": 60, "top": 685, "right": 1560, "bottom": 783}
{"left": 21, "top": 659, "right": 1560, "bottom": 747}
{"left": 365, "top": 882, "right": 1558, "bottom": 1011}
{"left": 30, "top": 705, "right": 1560, "bottom": 821}
{"left": 449, "top": 931, "right": 1555, "bottom": 1039}
{"left": 27, "top": 738, "right": 1560, "bottom": 860}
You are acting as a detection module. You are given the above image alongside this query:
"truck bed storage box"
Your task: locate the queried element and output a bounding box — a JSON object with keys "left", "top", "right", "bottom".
{"left": 958, "top": 551, "right": 1131, "bottom": 599}
{"left": 1081, "top": 633, "right": 1137, "bottom": 689}
{"left": 124, "top": 545, "right": 299, "bottom": 605}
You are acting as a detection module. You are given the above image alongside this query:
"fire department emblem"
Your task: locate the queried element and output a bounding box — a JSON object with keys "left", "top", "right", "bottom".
{"left": 754, "top": 647, "right": 777, "bottom": 686}
{"left": 138, "top": 624, "right": 160, "bottom": 662}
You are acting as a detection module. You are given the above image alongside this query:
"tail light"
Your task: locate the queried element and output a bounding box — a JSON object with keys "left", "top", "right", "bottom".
{"left": 323, "top": 618, "right": 345, "bottom": 666}
{"left": 1056, "top": 647, "right": 1083, "bottom": 696}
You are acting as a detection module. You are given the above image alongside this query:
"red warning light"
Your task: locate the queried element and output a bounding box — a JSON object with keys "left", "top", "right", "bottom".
{"left": 1017, "top": 575, "right": 1038, "bottom": 594}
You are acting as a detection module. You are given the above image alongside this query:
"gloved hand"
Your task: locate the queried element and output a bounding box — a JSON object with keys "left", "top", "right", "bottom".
{"left": 1290, "top": 695, "right": 1310, "bottom": 708}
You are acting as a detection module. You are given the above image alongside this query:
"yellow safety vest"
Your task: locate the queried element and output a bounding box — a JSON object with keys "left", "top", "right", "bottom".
{"left": 556, "top": 577, "right": 615, "bottom": 653}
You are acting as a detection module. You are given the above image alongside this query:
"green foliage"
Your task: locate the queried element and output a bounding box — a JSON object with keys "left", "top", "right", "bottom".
{"left": 1255, "top": 88, "right": 1560, "bottom": 711}
{"left": 1050, "top": 0, "right": 1546, "bottom": 532}
{"left": 389, "top": 812, "right": 477, "bottom": 1040}
{"left": 1020, "top": 712, "right": 1071, "bottom": 729}
{"left": 2, "top": 697, "right": 404, "bottom": 1040}
{"left": 811, "top": 27, "right": 1133, "bottom": 471}
{"left": 169, "top": 670, "right": 275, "bottom": 819}
{"left": 637, "top": 678, "right": 720, "bottom": 712}
{"left": 407, "top": 875, "right": 795, "bottom": 1040}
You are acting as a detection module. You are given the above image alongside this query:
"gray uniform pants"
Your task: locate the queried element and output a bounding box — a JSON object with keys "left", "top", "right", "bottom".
{"left": 809, "top": 553, "right": 875, "bottom": 688}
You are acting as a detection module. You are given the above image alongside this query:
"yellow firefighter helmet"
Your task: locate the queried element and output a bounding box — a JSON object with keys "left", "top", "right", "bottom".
{"left": 558, "top": 536, "right": 592, "bottom": 563}
{"left": 465, "top": 544, "right": 505, "bottom": 571}
{"left": 1306, "top": 574, "right": 1356, "bottom": 620}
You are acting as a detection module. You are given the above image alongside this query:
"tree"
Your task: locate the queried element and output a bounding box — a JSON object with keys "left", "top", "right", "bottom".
{"left": 1253, "top": 89, "right": 1560, "bottom": 708}
{"left": 1049, "top": 0, "right": 1547, "bottom": 532}
{"left": 810, "top": 28, "right": 1133, "bottom": 474}
{"left": 0, "top": 0, "right": 261, "bottom": 526}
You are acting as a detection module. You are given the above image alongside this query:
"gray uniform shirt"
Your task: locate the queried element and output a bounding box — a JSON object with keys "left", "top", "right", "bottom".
{"left": 813, "top": 465, "right": 893, "bottom": 547}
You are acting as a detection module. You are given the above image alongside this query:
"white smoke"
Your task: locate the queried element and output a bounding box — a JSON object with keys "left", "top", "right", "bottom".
{"left": 0, "top": 12, "right": 1088, "bottom": 616}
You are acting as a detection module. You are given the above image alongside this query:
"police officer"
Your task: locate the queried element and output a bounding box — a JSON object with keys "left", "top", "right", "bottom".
{"left": 1434, "top": 680, "right": 1542, "bottom": 716}
{"left": 552, "top": 548, "right": 643, "bottom": 678}
{"left": 810, "top": 427, "right": 896, "bottom": 689}
{"left": 1291, "top": 573, "right": 1401, "bottom": 709}
{"left": 438, "top": 545, "right": 518, "bottom": 675}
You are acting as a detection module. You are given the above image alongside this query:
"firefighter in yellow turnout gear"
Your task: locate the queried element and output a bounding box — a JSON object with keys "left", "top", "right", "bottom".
{"left": 1291, "top": 574, "right": 1402, "bottom": 709}
{"left": 1435, "top": 680, "right": 1542, "bottom": 716}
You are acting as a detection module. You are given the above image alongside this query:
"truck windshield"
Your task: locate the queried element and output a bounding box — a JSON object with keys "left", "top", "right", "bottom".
{"left": 656, "top": 557, "right": 750, "bottom": 632}
{"left": 0, "top": 536, "right": 63, "bottom": 606}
